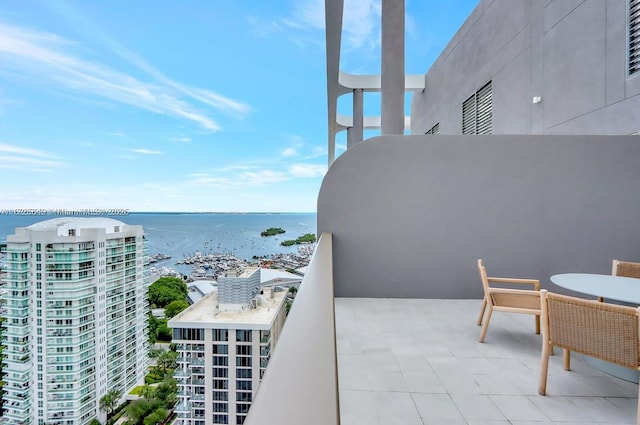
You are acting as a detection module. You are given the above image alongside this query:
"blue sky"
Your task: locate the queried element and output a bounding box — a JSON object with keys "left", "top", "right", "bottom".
{"left": 0, "top": 0, "right": 478, "bottom": 213}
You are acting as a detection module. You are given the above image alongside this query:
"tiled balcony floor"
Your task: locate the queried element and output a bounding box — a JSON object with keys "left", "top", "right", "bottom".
{"left": 336, "top": 298, "right": 638, "bottom": 425}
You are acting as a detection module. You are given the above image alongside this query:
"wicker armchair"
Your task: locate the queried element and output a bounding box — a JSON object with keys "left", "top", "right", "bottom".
{"left": 613, "top": 260, "right": 640, "bottom": 278}
{"left": 596, "top": 260, "right": 640, "bottom": 302}
{"left": 476, "top": 259, "right": 541, "bottom": 343}
{"left": 538, "top": 290, "right": 640, "bottom": 424}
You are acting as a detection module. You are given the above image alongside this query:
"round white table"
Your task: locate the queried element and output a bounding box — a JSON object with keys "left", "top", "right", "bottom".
{"left": 550, "top": 273, "right": 640, "bottom": 305}
{"left": 550, "top": 273, "right": 640, "bottom": 383}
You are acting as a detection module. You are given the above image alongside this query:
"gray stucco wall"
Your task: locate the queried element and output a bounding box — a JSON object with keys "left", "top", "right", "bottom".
{"left": 411, "top": 0, "right": 640, "bottom": 136}
{"left": 318, "top": 134, "right": 640, "bottom": 299}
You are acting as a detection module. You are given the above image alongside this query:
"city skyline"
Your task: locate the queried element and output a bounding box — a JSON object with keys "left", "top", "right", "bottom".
{"left": 0, "top": 0, "right": 479, "bottom": 212}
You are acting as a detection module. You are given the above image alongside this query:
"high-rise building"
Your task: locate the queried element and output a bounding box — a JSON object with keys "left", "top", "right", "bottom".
{"left": 1, "top": 217, "right": 149, "bottom": 425}
{"left": 169, "top": 267, "right": 287, "bottom": 425}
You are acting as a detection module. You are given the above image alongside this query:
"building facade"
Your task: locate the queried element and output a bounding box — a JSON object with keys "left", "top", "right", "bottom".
{"left": 169, "top": 267, "right": 287, "bottom": 425}
{"left": 411, "top": 0, "right": 640, "bottom": 136}
{"left": 1, "top": 217, "right": 149, "bottom": 425}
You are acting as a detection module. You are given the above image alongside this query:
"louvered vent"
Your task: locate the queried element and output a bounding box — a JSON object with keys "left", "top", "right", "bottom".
{"left": 462, "top": 95, "right": 476, "bottom": 134}
{"left": 425, "top": 123, "right": 440, "bottom": 135}
{"left": 631, "top": 0, "right": 640, "bottom": 76}
{"left": 462, "top": 81, "right": 492, "bottom": 134}
{"left": 476, "top": 81, "right": 493, "bottom": 135}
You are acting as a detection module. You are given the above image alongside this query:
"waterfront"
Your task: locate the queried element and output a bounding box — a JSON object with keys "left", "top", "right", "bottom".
{"left": 0, "top": 212, "right": 317, "bottom": 276}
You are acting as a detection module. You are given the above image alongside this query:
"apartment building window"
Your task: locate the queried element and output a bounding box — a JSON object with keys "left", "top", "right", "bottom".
{"left": 425, "top": 123, "right": 440, "bottom": 135}
{"left": 236, "top": 330, "right": 252, "bottom": 342}
{"left": 213, "top": 329, "right": 228, "bottom": 341}
{"left": 631, "top": 0, "right": 640, "bottom": 76}
{"left": 213, "top": 415, "right": 228, "bottom": 424}
{"left": 462, "top": 81, "right": 492, "bottom": 134}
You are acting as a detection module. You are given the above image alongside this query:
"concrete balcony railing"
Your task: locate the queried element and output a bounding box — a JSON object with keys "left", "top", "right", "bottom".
{"left": 244, "top": 233, "right": 339, "bottom": 425}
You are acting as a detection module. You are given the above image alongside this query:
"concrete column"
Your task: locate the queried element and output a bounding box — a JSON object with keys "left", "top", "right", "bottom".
{"left": 352, "top": 88, "right": 364, "bottom": 144}
{"left": 347, "top": 127, "right": 355, "bottom": 149}
{"left": 381, "top": 0, "right": 405, "bottom": 135}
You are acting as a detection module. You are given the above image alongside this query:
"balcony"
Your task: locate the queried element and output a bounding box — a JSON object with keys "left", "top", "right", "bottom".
{"left": 174, "top": 402, "right": 191, "bottom": 413}
{"left": 246, "top": 231, "right": 640, "bottom": 425}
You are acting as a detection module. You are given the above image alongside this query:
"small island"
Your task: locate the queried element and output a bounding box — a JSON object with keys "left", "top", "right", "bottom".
{"left": 261, "top": 227, "right": 286, "bottom": 237}
{"left": 280, "top": 233, "right": 317, "bottom": 246}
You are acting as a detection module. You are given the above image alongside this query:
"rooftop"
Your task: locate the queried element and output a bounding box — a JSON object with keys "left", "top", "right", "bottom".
{"left": 27, "top": 217, "right": 127, "bottom": 232}
{"left": 336, "top": 297, "right": 638, "bottom": 424}
{"left": 168, "top": 287, "right": 287, "bottom": 330}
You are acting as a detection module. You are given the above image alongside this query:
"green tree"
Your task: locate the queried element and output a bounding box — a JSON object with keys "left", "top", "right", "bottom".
{"left": 155, "top": 377, "right": 178, "bottom": 409}
{"left": 89, "top": 419, "right": 101, "bottom": 425}
{"left": 143, "top": 407, "right": 168, "bottom": 425}
{"left": 148, "top": 276, "right": 188, "bottom": 308}
{"left": 165, "top": 299, "right": 189, "bottom": 318}
{"left": 261, "top": 227, "right": 285, "bottom": 236}
{"left": 99, "top": 388, "right": 121, "bottom": 420}
{"left": 156, "top": 319, "right": 172, "bottom": 342}
{"left": 148, "top": 347, "right": 163, "bottom": 360}
{"left": 148, "top": 314, "right": 159, "bottom": 343}
{"left": 126, "top": 399, "right": 155, "bottom": 425}
{"left": 140, "top": 384, "right": 156, "bottom": 400}
{"left": 156, "top": 349, "right": 178, "bottom": 376}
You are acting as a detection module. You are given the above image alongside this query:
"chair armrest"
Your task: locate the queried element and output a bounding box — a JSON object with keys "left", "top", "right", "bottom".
{"left": 487, "top": 277, "right": 540, "bottom": 290}
{"left": 487, "top": 287, "right": 542, "bottom": 311}
{"left": 487, "top": 287, "right": 541, "bottom": 296}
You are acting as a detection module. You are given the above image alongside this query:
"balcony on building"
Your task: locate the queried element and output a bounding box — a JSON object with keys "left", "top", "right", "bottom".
{"left": 244, "top": 0, "right": 640, "bottom": 424}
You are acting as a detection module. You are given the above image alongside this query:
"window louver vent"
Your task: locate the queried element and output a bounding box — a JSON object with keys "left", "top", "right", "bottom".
{"left": 425, "top": 123, "right": 440, "bottom": 135}
{"left": 462, "top": 81, "right": 492, "bottom": 134}
{"left": 631, "top": 0, "right": 640, "bottom": 76}
{"left": 462, "top": 96, "right": 476, "bottom": 134}
{"left": 476, "top": 82, "right": 493, "bottom": 135}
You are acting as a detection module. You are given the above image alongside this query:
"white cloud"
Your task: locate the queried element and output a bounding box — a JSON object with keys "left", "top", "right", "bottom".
{"left": 186, "top": 167, "right": 288, "bottom": 188}
{"left": 168, "top": 137, "right": 191, "bottom": 143}
{"left": 128, "top": 148, "right": 164, "bottom": 155}
{"left": 0, "top": 155, "right": 62, "bottom": 170}
{"left": 281, "top": 147, "right": 298, "bottom": 157}
{"left": 116, "top": 154, "right": 137, "bottom": 160}
{"left": 0, "top": 20, "right": 250, "bottom": 131}
{"left": 247, "top": 16, "right": 285, "bottom": 38}
{"left": 289, "top": 163, "right": 326, "bottom": 178}
{"left": 0, "top": 142, "right": 57, "bottom": 158}
{"left": 290, "top": 0, "right": 381, "bottom": 51}
{"left": 241, "top": 170, "right": 288, "bottom": 185}
{"left": 342, "top": 0, "right": 381, "bottom": 50}
{"left": 0, "top": 143, "right": 62, "bottom": 172}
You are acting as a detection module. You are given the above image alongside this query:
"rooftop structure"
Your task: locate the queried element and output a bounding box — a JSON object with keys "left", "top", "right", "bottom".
{"left": 1, "top": 217, "right": 149, "bottom": 425}
{"left": 170, "top": 285, "right": 286, "bottom": 328}
{"left": 217, "top": 267, "right": 261, "bottom": 311}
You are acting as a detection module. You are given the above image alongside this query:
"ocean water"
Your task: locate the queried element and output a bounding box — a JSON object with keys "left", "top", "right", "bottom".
{"left": 0, "top": 212, "right": 317, "bottom": 275}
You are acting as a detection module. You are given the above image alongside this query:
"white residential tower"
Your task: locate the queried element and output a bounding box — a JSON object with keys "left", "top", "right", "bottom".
{"left": 1, "top": 217, "right": 149, "bottom": 425}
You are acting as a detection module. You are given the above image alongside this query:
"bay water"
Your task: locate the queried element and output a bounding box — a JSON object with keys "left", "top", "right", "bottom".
{"left": 0, "top": 212, "right": 317, "bottom": 275}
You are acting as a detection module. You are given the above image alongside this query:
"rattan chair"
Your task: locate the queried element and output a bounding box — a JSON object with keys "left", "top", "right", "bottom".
{"left": 538, "top": 289, "right": 640, "bottom": 424}
{"left": 596, "top": 260, "right": 640, "bottom": 302}
{"left": 613, "top": 259, "right": 640, "bottom": 278}
{"left": 477, "top": 259, "right": 541, "bottom": 343}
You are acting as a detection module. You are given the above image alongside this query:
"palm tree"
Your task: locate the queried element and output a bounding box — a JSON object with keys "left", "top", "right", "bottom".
{"left": 156, "top": 349, "right": 177, "bottom": 376}
{"left": 99, "top": 388, "right": 122, "bottom": 420}
{"left": 140, "top": 384, "right": 156, "bottom": 400}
